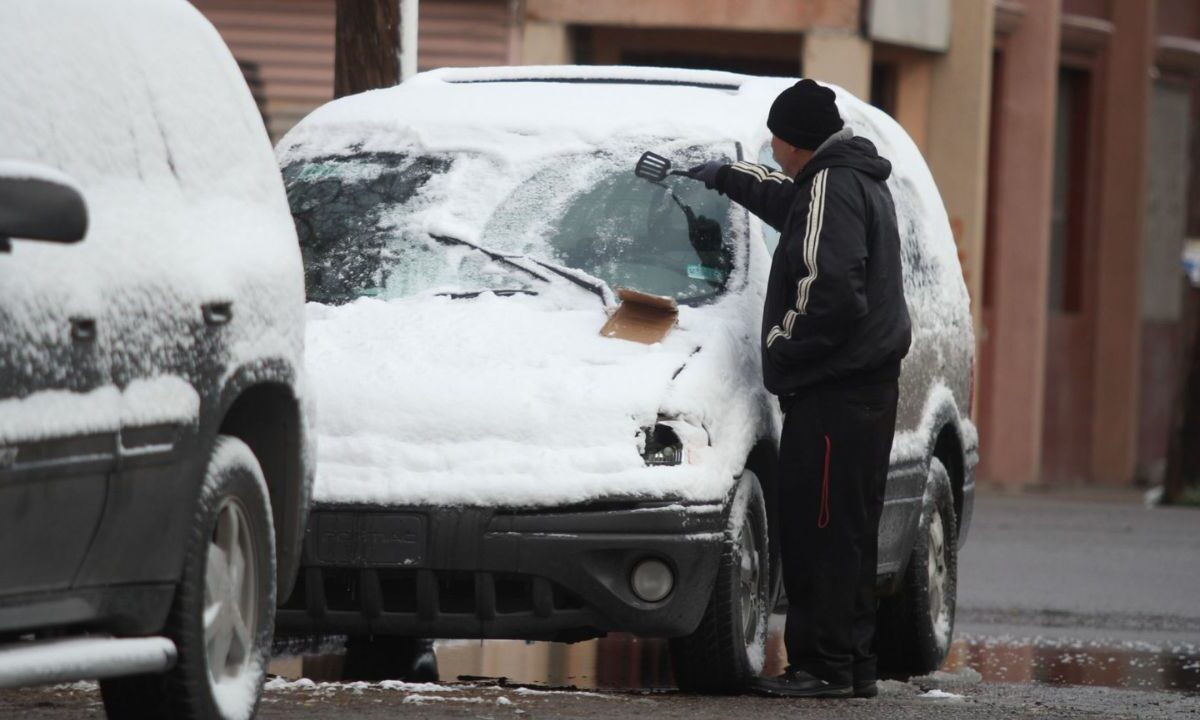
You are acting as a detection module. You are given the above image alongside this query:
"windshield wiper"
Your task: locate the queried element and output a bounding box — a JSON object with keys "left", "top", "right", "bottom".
{"left": 525, "top": 256, "right": 613, "bottom": 305}
{"left": 430, "top": 233, "right": 611, "bottom": 305}
{"left": 430, "top": 233, "right": 551, "bottom": 283}
{"left": 436, "top": 289, "right": 538, "bottom": 300}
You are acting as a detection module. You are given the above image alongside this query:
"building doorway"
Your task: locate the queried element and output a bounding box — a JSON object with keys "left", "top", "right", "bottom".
{"left": 1040, "top": 64, "right": 1098, "bottom": 484}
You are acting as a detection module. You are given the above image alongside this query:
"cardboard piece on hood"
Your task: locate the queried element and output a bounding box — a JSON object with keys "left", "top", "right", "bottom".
{"left": 600, "top": 288, "right": 679, "bottom": 344}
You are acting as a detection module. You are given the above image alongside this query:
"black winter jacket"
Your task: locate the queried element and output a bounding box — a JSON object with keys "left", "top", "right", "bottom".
{"left": 713, "top": 134, "right": 912, "bottom": 397}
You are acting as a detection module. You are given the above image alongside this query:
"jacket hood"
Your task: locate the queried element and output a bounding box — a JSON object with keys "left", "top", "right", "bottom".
{"left": 803, "top": 135, "right": 892, "bottom": 182}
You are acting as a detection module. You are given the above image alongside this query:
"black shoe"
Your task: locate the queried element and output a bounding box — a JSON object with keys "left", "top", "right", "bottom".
{"left": 752, "top": 670, "right": 852, "bottom": 698}
{"left": 852, "top": 680, "right": 878, "bottom": 698}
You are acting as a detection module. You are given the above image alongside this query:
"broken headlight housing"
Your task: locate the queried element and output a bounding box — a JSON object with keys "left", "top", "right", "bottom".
{"left": 641, "top": 424, "right": 683, "bottom": 466}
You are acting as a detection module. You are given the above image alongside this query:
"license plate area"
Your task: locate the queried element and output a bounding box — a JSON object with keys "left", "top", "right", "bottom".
{"left": 308, "top": 512, "right": 426, "bottom": 567}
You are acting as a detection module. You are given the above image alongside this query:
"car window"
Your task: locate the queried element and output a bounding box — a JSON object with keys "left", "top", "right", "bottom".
{"left": 284, "top": 142, "right": 740, "bottom": 305}
{"left": 283, "top": 153, "right": 507, "bottom": 304}
{"left": 490, "top": 146, "right": 738, "bottom": 304}
{"left": 757, "top": 143, "right": 783, "bottom": 255}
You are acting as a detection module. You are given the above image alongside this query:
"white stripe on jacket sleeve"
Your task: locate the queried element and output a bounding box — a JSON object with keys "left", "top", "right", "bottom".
{"left": 766, "top": 168, "right": 829, "bottom": 349}
{"left": 730, "top": 161, "right": 791, "bottom": 184}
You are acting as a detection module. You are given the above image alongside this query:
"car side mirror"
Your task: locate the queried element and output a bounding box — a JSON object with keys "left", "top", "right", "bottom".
{"left": 0, "top": 160, "right": 88, "bottom": 252}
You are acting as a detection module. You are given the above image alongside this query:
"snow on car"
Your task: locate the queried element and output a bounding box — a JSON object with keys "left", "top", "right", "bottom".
{"left": 0, "top": 1, "right": 312, "bottom": 718}
{"left": 275, "top": 65, "right": 977, "bottom": 690}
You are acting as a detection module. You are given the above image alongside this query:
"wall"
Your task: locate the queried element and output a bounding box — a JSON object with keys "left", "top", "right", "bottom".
{"left": 194, "top": 0, "right": 514, "bottom": 142}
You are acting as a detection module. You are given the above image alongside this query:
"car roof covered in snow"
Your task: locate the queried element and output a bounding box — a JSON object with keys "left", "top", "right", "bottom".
{"left": 276, "top": 65, "right": 813, "bottom": 163}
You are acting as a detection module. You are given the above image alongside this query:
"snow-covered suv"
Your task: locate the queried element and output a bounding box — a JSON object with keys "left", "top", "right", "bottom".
{"left": 0, "top": 1, "right": 311, "bottom": 718}
{"left": 276, "top": 65, "right": 976, "bottom": 689}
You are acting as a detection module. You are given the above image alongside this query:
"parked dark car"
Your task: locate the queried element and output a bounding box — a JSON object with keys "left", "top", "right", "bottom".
{"left": 275, "top": 65, "right": 976, "bottom": 690}
{"left": 0, "top": 1, "right": 312, "bottom": 718}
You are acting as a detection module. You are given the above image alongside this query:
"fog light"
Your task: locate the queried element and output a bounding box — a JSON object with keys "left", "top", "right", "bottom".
{"left": 641, "top": 424, "right": 683, "bottom": 466}
{"left": 630, "top": 558, "right": 674, "bottom": 603}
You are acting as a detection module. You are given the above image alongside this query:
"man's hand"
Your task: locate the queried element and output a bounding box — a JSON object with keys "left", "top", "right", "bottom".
{"left": 685, "top": 161, "right": 725, "bottom": 189}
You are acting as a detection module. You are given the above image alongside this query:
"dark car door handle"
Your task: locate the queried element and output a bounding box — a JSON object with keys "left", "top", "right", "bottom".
{"left": 202, "top": 301, "right": 233, "bottom": 326}
{"left": 69, "top": 317, "right": 97, "bottom": 342}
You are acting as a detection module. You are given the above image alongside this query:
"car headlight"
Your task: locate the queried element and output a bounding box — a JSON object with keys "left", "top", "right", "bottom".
{"left": 641, "top": 424, "right": 683, "bottom": 466}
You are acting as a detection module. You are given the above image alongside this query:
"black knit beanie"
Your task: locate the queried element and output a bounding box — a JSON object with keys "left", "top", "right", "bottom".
{"left": 767, "top": 79, "right": 845, "bottom": 151}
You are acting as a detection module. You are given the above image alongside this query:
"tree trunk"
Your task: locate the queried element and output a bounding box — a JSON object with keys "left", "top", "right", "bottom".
{"left": 334, "top": 0, "right": 400, "bottom": 98}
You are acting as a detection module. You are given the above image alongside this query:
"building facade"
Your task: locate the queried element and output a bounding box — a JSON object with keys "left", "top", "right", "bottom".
{"left": 192, "top": 0, "right": 1200, "bottom": 489}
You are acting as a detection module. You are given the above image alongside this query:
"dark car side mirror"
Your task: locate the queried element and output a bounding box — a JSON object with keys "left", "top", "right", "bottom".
{"left": 0, "top": 161, "right": 88, "bottom": 252}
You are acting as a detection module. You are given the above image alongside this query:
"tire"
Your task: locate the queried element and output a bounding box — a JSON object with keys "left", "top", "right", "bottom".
{"left": 341, "top": 636, "right": 439, "bottom": 682}
{"left": 876, "top": 457, "right": 957, "bottom": 678}
{"left": 102, "top": 436, "right": 277, "bottom": 720}
{"left": 669, "top": 472, "right": 770, "bottom": 693}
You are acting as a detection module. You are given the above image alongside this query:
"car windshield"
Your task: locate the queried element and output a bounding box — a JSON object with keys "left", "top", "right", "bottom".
{"left": 283, "top": 143, "right": 740, "bottom": 305}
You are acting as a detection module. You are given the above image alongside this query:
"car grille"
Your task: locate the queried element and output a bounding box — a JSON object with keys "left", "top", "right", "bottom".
{"left": 282, "top": 567, "right": 586, "bottom": 621}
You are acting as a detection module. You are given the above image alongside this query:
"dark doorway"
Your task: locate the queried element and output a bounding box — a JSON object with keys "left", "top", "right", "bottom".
{"left": 1041, "top": 64, "right": 1098, "bottom": 484}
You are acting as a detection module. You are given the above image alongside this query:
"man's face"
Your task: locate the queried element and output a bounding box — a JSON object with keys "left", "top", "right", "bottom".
{"left": 770, "top": 134, "right": 813, "bottom": 178}
{"left": 770, "top": 134, "right": 792, "bottom": 168}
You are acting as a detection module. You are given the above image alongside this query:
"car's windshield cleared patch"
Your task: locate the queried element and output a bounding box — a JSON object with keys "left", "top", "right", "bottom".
{"left": 283, "top": 144, "right": 738, "bottom": 305}
{"left": 491, "top": 147, "right": 736, "bottom": 304}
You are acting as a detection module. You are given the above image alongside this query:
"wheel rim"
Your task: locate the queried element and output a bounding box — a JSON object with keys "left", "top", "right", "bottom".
{"left": 204, "top": 497, "right": 258, "bottom": 690}
{"left": 738, "top": 519, "right": 761, "bottom": 643}
{"left": 926, "top": 507, "right": 950, "bottom": 646}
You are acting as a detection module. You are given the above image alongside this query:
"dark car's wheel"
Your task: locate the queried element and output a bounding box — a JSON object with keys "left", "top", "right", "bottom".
{"left": 877, "top": 457, "right": 957, "bottom": 678}
{"left": 669, "top": 471, "right": 770, "bottom": 693}
{"left": 342, "top": 636, "right": 439, "bottom": 682}
{"left": 102, "top": 436, "right": 276, "bottom": 720}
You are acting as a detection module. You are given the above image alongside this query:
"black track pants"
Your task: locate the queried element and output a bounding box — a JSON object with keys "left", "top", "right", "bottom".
{"left": 777, "top": 380, "right": 899, "bottom": 687}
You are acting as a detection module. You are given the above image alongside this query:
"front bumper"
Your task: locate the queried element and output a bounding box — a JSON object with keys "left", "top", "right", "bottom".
{"left": 277, "top": 500, "right": 727, "bottom": 643}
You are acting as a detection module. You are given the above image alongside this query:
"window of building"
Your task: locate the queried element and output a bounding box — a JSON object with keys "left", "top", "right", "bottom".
{"left": 982, "top": 49, "right": 1004, "bottom": 309}
{"left": 1047, "top": 66, "right": 1092, "bottom": 314}
{"left": 870, "top": 61, "right": 899, "bottom": 117}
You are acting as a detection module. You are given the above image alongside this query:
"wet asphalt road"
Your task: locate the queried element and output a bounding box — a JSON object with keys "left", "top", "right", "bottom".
{"left": 5, "top": 676, "right": 1199, "bottom": 719}
{"left": 955, "top": 489, "right": 1200, "bottom": 642}
{"left": 3, "top": 490, "right": 1199, "bottom": 718}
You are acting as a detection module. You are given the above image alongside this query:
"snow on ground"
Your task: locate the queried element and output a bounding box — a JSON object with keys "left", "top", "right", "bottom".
{"left": 266, "top": 678, "right": 449, "bottom": 695}
{"left": 261, "top": 676, "right": 615, "bottom": 707}
{"left": 919, "top": 689, "right": 965, "bottom": 700}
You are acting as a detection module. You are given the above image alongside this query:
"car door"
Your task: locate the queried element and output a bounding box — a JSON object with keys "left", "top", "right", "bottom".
{"left": 65, "top": 70, "right": 212, "bottom": 592}
{"left": 0, "top": 184, "right": 116, "bottom": 599}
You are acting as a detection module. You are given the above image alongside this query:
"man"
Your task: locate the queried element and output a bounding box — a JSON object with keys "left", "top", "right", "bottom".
{"left": 686, "top": 79, "right": 912, "bottom": 698}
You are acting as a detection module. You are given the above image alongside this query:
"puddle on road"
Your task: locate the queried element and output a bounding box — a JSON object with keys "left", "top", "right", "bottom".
{"left": 272, "top": 618, "right": 1200, "bottom": 693}
{"left": 942, "top": 635, "right": 1200, "bottom": 692}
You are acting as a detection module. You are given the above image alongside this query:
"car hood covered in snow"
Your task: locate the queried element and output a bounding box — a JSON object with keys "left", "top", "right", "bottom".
{"left": 306, "top": 281, "right": 772, "bottom": 508}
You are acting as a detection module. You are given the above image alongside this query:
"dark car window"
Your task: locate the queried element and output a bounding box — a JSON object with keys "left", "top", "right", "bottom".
{"left": 284, "top": 153, "right": 456, "bottom": 305}
{"left": 491, "top": 150, "right": 738, "bottom": 304}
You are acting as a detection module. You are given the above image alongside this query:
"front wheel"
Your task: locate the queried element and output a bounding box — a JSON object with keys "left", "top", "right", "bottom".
{"left": 876, "top": 457, "right": 958, "bottom": 678}
{"left": 102, "top": 436, "right": 277, "bottom": 720}
{"left": 669, "top": 472, "right": 770, "bottom": 693}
